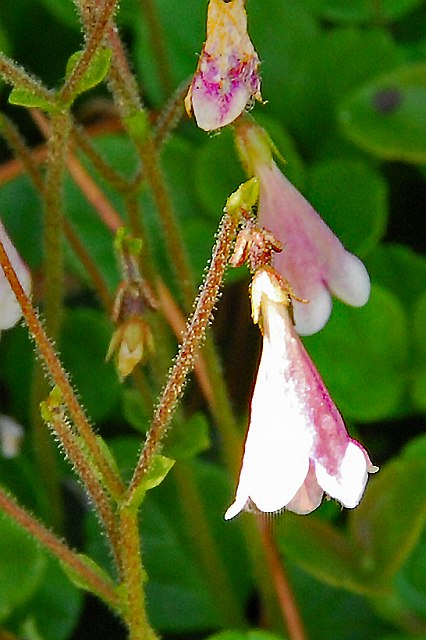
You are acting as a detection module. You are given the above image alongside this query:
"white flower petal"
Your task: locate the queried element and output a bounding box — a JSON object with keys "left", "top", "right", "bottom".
{"left": 0, "top": 222, "right": 31, "bottom": 330}
{"left": 225, "top": 293, "right": 313, "bottom": 518}
{"left": 286, "top": 462, "right": 324, "bottom": 514}
{"left": 315, "top": 440, "right": 370, "bottom": 508}
{"left": 328, "top": 251, "right": 371, "bottom": 308}
{"left": 292, "top": 286, "right": 332, "bottom": 336}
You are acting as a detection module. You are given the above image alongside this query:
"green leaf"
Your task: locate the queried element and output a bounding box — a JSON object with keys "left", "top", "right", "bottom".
{"left": 32, "top": 0, "right": 79, "bottom": 29}
{"left": 301, "top": 0, "right": 425, "bottom": 23}
{"left": 365, "top": 243, "right": 426, "bottom": 312}
{"left": 59, "top": 552, "right": 116, "bottom": 602}
{"left": 249, "top": 1, "right": 320, "bottom": 139}
{"left": 8, "top": 87, "right": 56, "bottom": 112}
{"left": 307, "top": 158, "right": 388, "bottom": 256}
{"left": 141, "top": 455, "right": 175, "bottom": 492}
{"left": 208, "top": 632, "right": 286, "bottom": 640}
{"left": 194, "top": 119, "right": 304, "bottom": 221}
{"left": 59, "top": 308, "right": 121, "bottom": 423}
{"left": 131, "top": 0, "right": 206, "bottom": 105}
{"left": 340, "top": 63, "right": 426, "bottom": 163}
{"left": 64, "top": 48, "right": 112, "bottom": 99}
{"left": 0, "top": 512, "right": 45, "bottom": 621}
{"left": 122, "top": 388, "right": 151, "bottom": 434}
{"left": 287, "top": 562, "right": 393, "bottom": 639}
{"left": 276, "top": 514, "right": 366, "bottom": 594}
{"left": 141, "top": 459, "right": 252, "bottom": 633}
{"left": 165, "top": 413, "right": 211, "bottom": 460}
{"left": 401, "top": 433, "right": 426, "bottom": 461}
{"left": 129, "top": 455, "right": 175, "bottom": 509}
{"left": 394, "top": 529, "right": 426, "bottom": 617}
{"left": 304, "top": 285, "right": 410, "bottom": 422}
{"left": 412, "top": 292, "right": 426, "bottom": 411}
{"left": 349, "top": 457, "right": 426, "bottom": 584}
{"left": 17, "top": 555, "right": 83, "bottom": 640}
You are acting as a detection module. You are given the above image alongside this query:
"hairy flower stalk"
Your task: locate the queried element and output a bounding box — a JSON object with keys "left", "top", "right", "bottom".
{"left": 235, "top": 118, "right": 371, "bottom": 335}
{"left": 0, "top": 220, "right": 31, "bottom": 334}
{"left": 185, "top": 0, "right": 262, "bottom": 131}
{"left": 225, "top": 267, "right": 377, "bottom": 519}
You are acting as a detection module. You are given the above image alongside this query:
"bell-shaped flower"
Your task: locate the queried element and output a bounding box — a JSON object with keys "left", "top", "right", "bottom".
{"left": 235, "top": 119, "right": 370, "bottom": 335}
{"left": 0, "top": 220, "right": 31, "bottom": 333}
{"left": 225, "top": 268, "right": 377, "bottom": 520}
{"left": 185, "top": 0, "right": 262, "bottom": 131}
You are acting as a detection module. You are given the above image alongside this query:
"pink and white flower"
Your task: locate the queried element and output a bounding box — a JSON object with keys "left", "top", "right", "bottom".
{"left": 225, "top": 268, "right": 377, "bottom": 519}
{"left": 185, "top": 0, "right": 262, "bottom": 132}
{"left": 0, "top": 220, "right": 31, "bottom": 333}
{"left": 235, "top": 120, "right": 370, "bottom": 335}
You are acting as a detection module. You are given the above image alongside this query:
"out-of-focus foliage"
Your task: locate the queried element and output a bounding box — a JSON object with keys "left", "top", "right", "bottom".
{"left": 1, "top": 0, "right": 425, "bottom": 639}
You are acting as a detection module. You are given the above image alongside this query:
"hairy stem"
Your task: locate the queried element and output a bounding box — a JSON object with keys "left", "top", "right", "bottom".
{"left": 0, "top": 113, "right": 45, "bottom": 193}
{"left": 43, "top": 110, "right": 71, "bottom": 341}
{"left": 127, "top": 209, "right": 239, "bottom": 499}
{"left": 0, "top": 239, "right": 125, "bottom": 500}
{"left": 60, "top": 0, "right": 119, "bottom": 105}
{"left": 0, "top": 54, "right": 55, "bottom": 104}
{"left": 0, "top": 486, "right": 120, "bottom": 612}
{"left": 118, "top": 506, "right": 158, "bottom": 640}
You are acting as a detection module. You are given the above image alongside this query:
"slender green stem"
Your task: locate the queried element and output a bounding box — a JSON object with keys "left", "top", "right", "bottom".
{"left": 28, "top": 109, "right": 72, "bottom": 530}
{"left": 0, "top": 239, "right": 125, "bottom": 501}
{"left": 43, "top": 110, "right": 71, "bottom": 341}
{"left": 118, "top": 506, "right": 158, "bottom": 640}
{"left": 41, "top": 395, "right": 120, "bottom": 558}
{"left": 0, "top": 486, "right": 120, "bottom": 612}
{"left": 0, "top": 113, "right": 45, "bottom": 192}
{"left": 64, "top": 218, "right": 113, "bottom": 311}
{"left": 127, "top": 209, "right": 239, "bottom": 499}
{"left": 106, "top": 27, "right": 142, "bottom": 113}
{"left": 135, "top": 134, "right": 195, "bottom": 306}
{"left": 139, "top": 0, "right": 174, "bottom": 98}
{"left": 154, "top": 78, "right": 190, "bottom": 147}
{"left": 72, "top": 122, "right": 130, "bottom": 193}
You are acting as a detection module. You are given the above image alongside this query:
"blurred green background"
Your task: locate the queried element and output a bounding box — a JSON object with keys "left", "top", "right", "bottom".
{"left": 1, "top": 1, "right": 426, "bottom": 639}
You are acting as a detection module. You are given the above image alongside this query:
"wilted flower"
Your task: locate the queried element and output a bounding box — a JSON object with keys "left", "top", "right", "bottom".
{"left": 225, "top": 267, "right": 377, "bottom": 520}
{"left": 0, "top": 220, "right": 31, "bottom": 333}
{"left": 235, "top": 119, "right": 370, "bottom": 335}
{"left": 185, "top": 0, "right": 262, "bottom": 131}
{"left": 107, "top": 316, "right": 154, "bottom": 380}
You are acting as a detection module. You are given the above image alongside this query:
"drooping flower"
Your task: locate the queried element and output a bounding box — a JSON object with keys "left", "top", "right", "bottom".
{"left": 0, "top": 220, "right": 31, "bottom": 333}
{"left": 224, "top": 267, "right": 377, "bottom": 520}
{"left": 106, "top": 228, "right": 156, "bottom": 379}
{"left": 185, "top": 0, "right": 262, "bottom": 131}
{"left": 235, "top": 119, "right": 370, "bottom": 335}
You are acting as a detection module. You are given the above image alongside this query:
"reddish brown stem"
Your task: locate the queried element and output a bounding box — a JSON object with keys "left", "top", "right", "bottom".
{"left": 0, "top": 486, "right": 119, "bottom": 611}
{"left": 0, "top": 238, "right": 125, "bottom": 500}
{"left": 127, "top": 209, "right": 238, "bottom": 499}
{"left": 259, "top": 518, "right": 308, "bottom": 640}
{"left": 60, "top": 0, "right": 119, "bottom": 105}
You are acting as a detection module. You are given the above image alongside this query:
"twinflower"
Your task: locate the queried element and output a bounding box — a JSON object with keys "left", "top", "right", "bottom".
{"left": 0, "top": 220, "right": 31, "bottom": 334}
{"left": 185, "top": 0, "right": 262, "bottom": 131}
{"left": 235, "top": 119, "right": 370, "bottom": 335}
{"left": 225, "top": 267, "right": 377, "bottom": 519}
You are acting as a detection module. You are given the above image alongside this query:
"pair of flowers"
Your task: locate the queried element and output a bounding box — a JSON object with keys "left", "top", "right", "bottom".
{"left": 185, "top": 0, "right": 377, "bottom": 517}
